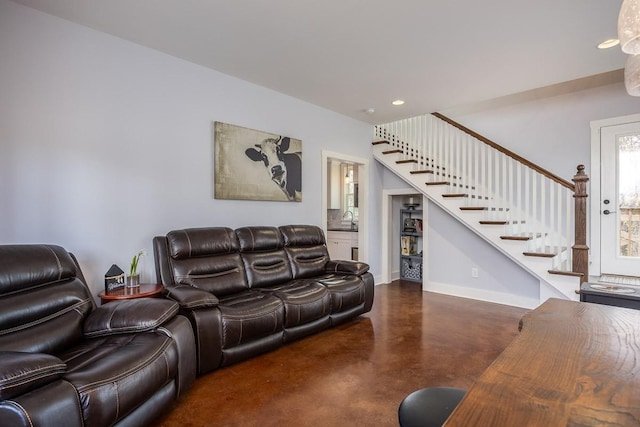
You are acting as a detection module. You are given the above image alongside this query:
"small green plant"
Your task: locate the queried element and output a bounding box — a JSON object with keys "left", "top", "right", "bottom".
{"left": 129, "top": 249, "right": 146, "bottom": 277}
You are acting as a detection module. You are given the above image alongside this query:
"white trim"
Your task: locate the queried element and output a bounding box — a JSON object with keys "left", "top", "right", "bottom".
{"left": 425, "top": 280, "right": 539, "bottom": 309}
{"left": 321, "top": 150, "right": 369, "bottom": 264}
{"left": 589, "top": 113, "right": 640, "bottom": 278}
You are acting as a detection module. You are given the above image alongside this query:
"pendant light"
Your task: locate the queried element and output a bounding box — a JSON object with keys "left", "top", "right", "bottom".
{"left": 625, "top": 54, "right": 640, "bottom": 96}
{"left": 619, "top": 0, "right": 640, "bottom": 95}
{"left": 619, "top": 0, "right": 640, "bottom": 54}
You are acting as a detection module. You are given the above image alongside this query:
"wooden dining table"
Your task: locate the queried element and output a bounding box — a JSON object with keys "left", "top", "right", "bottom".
{"left": 445, "top": 298, "right": 640, "bottom": 426}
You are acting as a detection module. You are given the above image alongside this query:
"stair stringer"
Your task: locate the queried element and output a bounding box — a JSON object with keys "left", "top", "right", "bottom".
{"left": 373, "top": 143, "right": 580, "bottom": 306}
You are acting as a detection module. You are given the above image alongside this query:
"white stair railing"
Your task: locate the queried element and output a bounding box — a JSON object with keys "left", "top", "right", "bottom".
{"left": 375, "top": 113, "right": 582, "bottom": 275}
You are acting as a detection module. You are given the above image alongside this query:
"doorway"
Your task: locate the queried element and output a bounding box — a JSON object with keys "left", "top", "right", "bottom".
{"left": 321, "top": 151, "right": 368, "bottom": 263}
{"left": 600, "top": 121, "right": 640, "bottom": 277}
{"left": 380, "top": 189, "right": 426, "bottom": 287}
{"left": 591, "top": 114, "right": 640, "bottom": 280}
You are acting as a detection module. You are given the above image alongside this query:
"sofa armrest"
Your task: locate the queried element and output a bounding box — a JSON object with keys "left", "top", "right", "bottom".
{"left": 0, "top": 352, "right": 67, "bottom": 400}
{"left": 164, "top": 285, "right": 219, "bottom": 309}
{"left": 84, "top": 298, "right": 179, "bottom": 338}
{"left": 325, "top": 260, "right": 370, "bottom": 276}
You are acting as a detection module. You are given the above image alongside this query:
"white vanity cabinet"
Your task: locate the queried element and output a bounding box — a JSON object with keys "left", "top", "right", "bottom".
{"left": 326, "top": 231, "right": 358, "bottom": 261}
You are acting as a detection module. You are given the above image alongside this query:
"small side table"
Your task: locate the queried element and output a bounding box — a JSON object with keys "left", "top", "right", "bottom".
{"left": 99, "top": 283, "right": 164, "bottom": 305}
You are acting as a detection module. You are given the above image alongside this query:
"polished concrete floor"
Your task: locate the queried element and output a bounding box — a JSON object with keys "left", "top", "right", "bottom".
{"left": 156, "top": 281, "right": 528, "bottom": 426}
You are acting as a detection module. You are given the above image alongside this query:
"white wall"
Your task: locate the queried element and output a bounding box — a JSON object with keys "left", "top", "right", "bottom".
{"left": 426, "top": 201, "right": 539, "bottom": 308}
{"left": 0, "top": 0, "right": 375, "bottom": 297}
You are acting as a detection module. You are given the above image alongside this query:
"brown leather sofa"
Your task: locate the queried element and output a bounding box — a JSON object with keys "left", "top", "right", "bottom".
{"left": 0, "top": 244, "right": 197, "bottom": 427}
{"left": 153, "top": 225, "right": 375, "bottom": 375}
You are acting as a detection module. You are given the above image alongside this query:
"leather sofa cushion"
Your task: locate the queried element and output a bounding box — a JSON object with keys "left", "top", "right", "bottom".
{"left": 84, "top": 299, "right": 179, "bottom": 338}
{"left": 167, "top": 227, "right": 238, "bottom": 259}
{"left": 259, "top": 280, "right": 331, "bottom": 327}
{"left": 0, "top": 279, "right": 94, "bottom": 354}
{"left": 60, "top": 332, "right": 178, "bottom": 426}
{"left": 217, "top": 291, "right": 284, "bottom": 347}
{"left": 285, "top": 246, "right": 330, "bottom": 279}
{"left": 279, "top": 225, "right": 330, "bottom": 278}
{"left": 316, "top": 274, "right": 366, "bottom": 312}
{"left": 241, "top": 249, "right": 293, "bottom": 288}
{"left": 170, "top": 253, "right": 248, "bottom": 296}
{"left": 237, "top": 226, "right": 293, "bottom": 288}
{"left": 279, "top": 225, "right": 326, "bottom": 247}
{"left": 0, "top": 245, "right": 78, "bottom": 294}
{"left": 236, "top": 226, "right": 284, "bottom": 251}
{"left": 0, "top": 352, "right": 66, "bottom": 399}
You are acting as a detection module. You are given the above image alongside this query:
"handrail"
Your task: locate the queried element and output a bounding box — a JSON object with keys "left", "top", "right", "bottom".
{"left": 432, "top": 112, "right": 575, "bottom": 191}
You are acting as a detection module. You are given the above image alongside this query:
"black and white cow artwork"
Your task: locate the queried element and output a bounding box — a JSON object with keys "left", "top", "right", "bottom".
{"left": 245, "top": 136, "right": 302, "bottom": 201}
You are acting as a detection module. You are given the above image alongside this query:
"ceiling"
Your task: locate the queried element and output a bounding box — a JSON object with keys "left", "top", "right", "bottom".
{"left": 11, "top": 0, "right": 627, "bottom": 124}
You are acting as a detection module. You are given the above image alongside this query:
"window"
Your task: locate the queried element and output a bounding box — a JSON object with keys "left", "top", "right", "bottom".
{"left": 343, "top": 164, "right": 359, "bottom": 221}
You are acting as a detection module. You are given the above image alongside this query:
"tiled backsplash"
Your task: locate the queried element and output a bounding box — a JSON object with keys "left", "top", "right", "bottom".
{"left": 327, "top": 209, "right": 342, "bottom": 229}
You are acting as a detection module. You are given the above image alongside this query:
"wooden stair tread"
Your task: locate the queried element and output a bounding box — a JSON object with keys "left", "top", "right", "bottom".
{"left": 479, "top": 220, "right": 508, "bottom": 225}
{"left": 426, "top": 181, "right": 450, "bottom": 186}
{"left": 442, "top": 194, "right": 468, "bottom": 198}
{"left": 548, "top": 269, "right": 584, "bottom": 277}
{"left": 372, "top": 140, "right": 390, "bottom": 145}
{"left": 396, "top": 159, "right": 418, "bottom": 164}
{"left": 410, "top": 170, "right": 434, "bottom": 174}
{"left": 523, "top": 251, "right": 557, "bottom": 258}
{"left": 500, "top": 233, "right": 543, "bottom": 241}
{"left": 382, "top": 149, "right": 403, "bottom": 154}
{"left": 500, "top": 236, "right": 532, "bottom": 241}
{"left": 460, "top": 206, "right": 487, "bottom": 211}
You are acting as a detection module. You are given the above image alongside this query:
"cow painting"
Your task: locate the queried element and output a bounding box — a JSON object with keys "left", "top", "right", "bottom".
{"left": 245, "top": 136, "right": 302, "bottom": 202}
{"left": 213, "top": 122, "right": 302, "bottom": 202}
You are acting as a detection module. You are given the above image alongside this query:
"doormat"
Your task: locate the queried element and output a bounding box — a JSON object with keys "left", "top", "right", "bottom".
{"left": 599, "top": 274, "right": 640, "bottom": 286}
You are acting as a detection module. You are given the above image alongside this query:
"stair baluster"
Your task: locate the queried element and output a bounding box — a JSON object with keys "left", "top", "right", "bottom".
{"left": 373, "top": 112, "right": 590, "bottom": 301}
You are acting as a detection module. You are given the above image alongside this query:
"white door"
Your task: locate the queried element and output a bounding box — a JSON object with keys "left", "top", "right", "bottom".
{"left": 600, "top": 122, "right": 640, "bottom": 276}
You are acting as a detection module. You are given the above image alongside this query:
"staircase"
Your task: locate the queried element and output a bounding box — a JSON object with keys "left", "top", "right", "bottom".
{"left": 373, "top": 113, "right": 588, "bottom": 305}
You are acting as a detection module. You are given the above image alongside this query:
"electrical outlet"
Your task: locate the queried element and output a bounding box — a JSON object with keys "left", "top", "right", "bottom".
{"left": 471, "top": 267, "right": 479, "bottom": 278}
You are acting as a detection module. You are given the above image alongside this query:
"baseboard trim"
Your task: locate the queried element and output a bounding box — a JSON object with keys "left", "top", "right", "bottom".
{"left": 424, "top": 280, "right": 539, "bottom": 309}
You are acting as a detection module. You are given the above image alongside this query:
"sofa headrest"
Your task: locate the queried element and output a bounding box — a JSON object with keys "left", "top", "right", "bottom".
{"left": 279, "top": 225, "right": 326, "bottom": 247}
{"left": 0, "top": 245, "right": 78, "bottom": 295}
{"left": 167, "top": 228, "right": 239, "bottom": 259}
{"left": 235, "top": 226, "right": 283, "bottom": 252}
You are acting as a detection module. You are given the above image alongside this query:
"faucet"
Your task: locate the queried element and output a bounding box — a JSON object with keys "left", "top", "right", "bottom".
{"left": 342, "top": 210, "right": 356, "bottom": 230}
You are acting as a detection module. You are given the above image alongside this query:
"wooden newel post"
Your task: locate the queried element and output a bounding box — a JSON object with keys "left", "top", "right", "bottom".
{"left": 572, "top": 165, "right": 589, "bottom": 283}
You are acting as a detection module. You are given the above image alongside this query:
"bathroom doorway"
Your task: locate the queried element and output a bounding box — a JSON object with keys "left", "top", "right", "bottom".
{"left": 321, "top": 151, "right": 368, "bottom": 263}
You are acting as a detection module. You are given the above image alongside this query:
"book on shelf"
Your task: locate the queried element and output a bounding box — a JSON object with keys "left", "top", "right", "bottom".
{"left": 401, "top": 235, "right": 417, "bottom": 255}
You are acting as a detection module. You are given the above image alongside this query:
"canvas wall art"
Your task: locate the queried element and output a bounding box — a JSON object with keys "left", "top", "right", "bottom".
{"left": 214, "top": 122, "right": 302, "bottom": 202}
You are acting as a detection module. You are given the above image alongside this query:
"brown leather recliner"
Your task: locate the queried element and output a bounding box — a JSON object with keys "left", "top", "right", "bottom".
{"left": 153, "top": 224, "right": 375, "bottom": 376}
{"left": 0, "top": 244, "right": 197, "bottom": 427}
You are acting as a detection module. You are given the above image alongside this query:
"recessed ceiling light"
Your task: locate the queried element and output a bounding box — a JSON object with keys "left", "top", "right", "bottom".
{"left": 392, "top": 99, "right": 405, "bottom": 106}
{"left": 598, "top": 38, "right": 620, "bottom": 49}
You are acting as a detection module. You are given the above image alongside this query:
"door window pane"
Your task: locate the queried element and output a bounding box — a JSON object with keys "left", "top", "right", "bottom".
{"left": 618, "top": 134, "right": 640, "bottom": 257}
